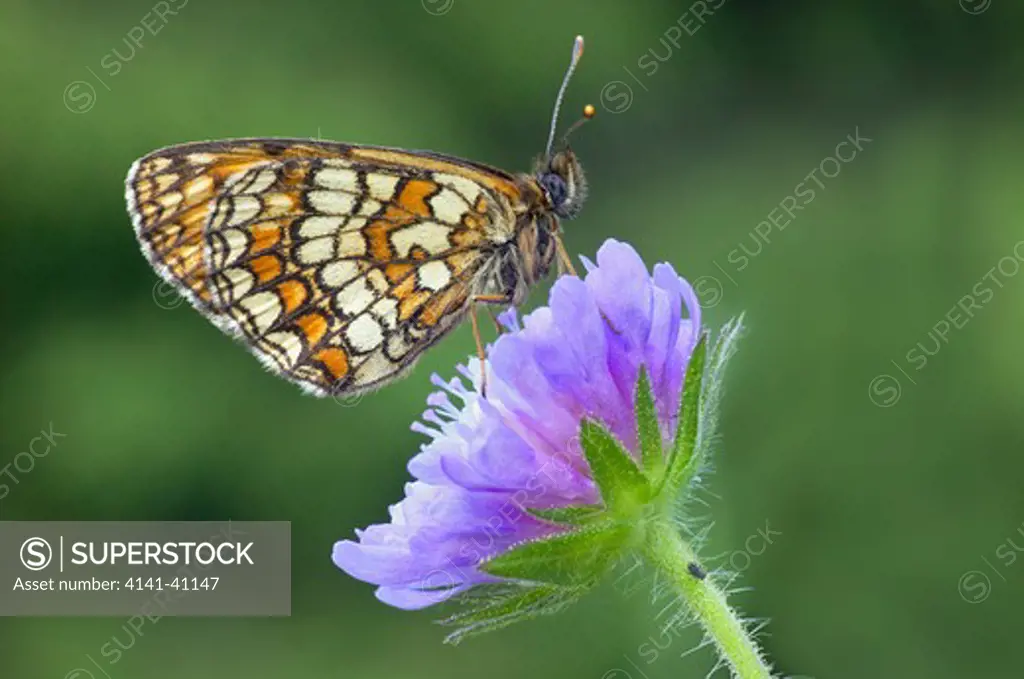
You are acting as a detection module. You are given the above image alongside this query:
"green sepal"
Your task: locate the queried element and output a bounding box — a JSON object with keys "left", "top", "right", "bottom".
{"left": 439, "top": 581, "right": 593, "bottom": 645}
{"left": 702, "top": 315, "right": 744, "bottom": 413}
{"left": 527, "top": 504, "right": 606, "bottom": 525}
{"left": 580, "top": 419, "right": 651, "bottom": 516}
{"left": 635, "top": 366, "right": 664, "bottom": 481}
{"left": 661, "top": 332, "right": 708, "bottom": 496}
{"left": 479, "top": 521, "right": 630, "bottom": 586}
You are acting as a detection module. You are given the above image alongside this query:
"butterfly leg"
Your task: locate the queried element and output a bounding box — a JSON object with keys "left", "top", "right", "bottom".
{"left": 485, "top": 307, "right": 505, "bottom": 334}
{"left": 470, "top": 293, "right": 512, "bottom": 397}
{"left": 555, "top": 235, "right": 578, "bottom": 277}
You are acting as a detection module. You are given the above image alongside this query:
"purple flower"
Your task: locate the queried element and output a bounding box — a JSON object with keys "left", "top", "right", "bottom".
{"left": 333, "top": 239, "right": 702, "bottom": 610}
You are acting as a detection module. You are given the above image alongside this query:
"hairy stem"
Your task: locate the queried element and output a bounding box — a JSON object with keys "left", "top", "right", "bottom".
{"left": 642, "top": 522, "right": 773, "bottom": 678}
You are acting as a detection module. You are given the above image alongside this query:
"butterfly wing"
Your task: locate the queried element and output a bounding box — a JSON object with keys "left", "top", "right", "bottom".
{"left": 126, "top": 138, "right": 525, "bottom": 396}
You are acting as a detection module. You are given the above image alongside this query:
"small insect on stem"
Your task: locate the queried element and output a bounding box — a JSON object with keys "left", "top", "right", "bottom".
{"left": 687, "top": 561, "right": 707, "bottom": 580}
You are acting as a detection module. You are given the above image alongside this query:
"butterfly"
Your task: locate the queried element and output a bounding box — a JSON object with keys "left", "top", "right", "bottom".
{"left": 125, "top": 36, "right": 593, "bottom": 399}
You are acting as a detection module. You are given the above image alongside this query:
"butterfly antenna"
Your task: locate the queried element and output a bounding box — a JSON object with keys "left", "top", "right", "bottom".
{"left": 562, "top": 104, "right": 596, "bottom": 146}
{"left": 545, "top": 35, "right": 585, "bottom": 159}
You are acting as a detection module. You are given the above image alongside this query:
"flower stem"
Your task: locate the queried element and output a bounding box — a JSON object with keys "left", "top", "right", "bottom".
{"left": 642, "top": 521, "right": 773, "bottom": 678}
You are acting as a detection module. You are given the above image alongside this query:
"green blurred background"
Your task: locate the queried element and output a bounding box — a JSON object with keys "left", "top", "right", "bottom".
{"left": 3, "top": 0, "right": 1023, "bottom": 676}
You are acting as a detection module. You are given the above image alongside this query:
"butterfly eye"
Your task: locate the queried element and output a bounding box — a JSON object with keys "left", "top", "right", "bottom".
{"left": 540, "top": 172, "right": 568, "bottom": 208}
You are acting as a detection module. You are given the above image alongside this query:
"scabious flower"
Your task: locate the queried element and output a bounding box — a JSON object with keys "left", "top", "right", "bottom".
{"left": 334, "top": 239, "right": 699, "bottom": 605}
{"left": 333, "top": 239, "right": 773, "bottom": 677}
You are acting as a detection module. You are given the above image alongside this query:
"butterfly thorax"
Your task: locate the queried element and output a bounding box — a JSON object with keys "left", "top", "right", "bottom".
{"left": 487, "top": 147, "right": 588, "bottom": 305}
{"left": 505, "top": 147, "right": 587, "bottom": 302}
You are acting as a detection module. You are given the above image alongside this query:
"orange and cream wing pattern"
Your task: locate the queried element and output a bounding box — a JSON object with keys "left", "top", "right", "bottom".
{"left": 126, "top": 138, "right": 525, "bottom": 396}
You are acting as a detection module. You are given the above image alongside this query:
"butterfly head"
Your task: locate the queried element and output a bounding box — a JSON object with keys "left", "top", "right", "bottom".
{"left": 538, "top": 146, "right": 587, "bottom": 220}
